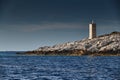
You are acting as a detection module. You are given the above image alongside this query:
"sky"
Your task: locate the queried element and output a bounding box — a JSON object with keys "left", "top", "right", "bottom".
{"left": 0, "top": 0, "right": 120, "bottom": 51}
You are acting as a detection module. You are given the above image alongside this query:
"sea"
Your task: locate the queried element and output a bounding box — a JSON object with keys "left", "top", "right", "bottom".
{"left": 0, "top": 52, "right": 120, "bottom": 80}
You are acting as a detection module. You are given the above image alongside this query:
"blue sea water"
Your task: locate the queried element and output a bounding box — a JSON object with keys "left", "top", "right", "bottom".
{"left": 0, "top": 52, "right": 120, "bottom": 80}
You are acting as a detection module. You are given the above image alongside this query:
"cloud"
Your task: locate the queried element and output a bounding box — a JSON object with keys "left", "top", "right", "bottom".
{"left": 19, "top": 22, "right": 87, "bottom": 32}
{"left": 1, "top": 20, "right": 119, "bottom": 33}
{"left": 0, "top": 22, "right": 87, "bottom": 32}
{"left": 20, "top": 19, "right": 120, "bottom": 32}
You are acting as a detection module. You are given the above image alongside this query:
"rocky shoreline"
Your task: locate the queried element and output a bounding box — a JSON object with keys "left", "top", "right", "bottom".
{"left": 17, "top": 49, "right": 120, "bottom": 56}
{"left": 17, "top": 31, "right": 120, "bottom": 56}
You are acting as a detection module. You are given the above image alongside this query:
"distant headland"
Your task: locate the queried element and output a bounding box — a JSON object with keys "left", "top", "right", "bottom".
{"left": 17, "top": 21, "right": 120, "bottom": 56}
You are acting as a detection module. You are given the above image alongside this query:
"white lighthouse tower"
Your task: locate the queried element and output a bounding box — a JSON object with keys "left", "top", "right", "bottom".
{"left": 89, "top": 20, "right": 96, "bottom": 39}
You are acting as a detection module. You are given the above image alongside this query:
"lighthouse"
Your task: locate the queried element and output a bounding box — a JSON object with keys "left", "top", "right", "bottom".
{"left": 89, "top": 20, "right": 96, "bottom": 39}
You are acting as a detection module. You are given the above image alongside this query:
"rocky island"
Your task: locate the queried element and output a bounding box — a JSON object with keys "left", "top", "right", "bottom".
{"left": 18, "top": 31, "right": 120, "bottom": 56}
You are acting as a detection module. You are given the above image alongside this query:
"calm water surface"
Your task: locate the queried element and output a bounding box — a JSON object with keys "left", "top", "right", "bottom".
{"left": 0, "top": 52, "right": 120, "bottom": 80}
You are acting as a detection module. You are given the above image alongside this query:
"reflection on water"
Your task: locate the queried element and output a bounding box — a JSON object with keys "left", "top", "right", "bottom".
{"left": 0, "top": 52, "right": 120, "bottom": 80}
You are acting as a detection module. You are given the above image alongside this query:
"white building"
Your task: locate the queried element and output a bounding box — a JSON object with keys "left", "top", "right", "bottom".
{"left": 89, "top": 20, "right": 96, "bottom": 39}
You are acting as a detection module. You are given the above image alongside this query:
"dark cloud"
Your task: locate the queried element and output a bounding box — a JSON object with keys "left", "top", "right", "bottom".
{"left": 115, "top": 0, "right": 120, "bottom": 20}
{"left": 0, "top": 0, "right": 118, "bottom": 24}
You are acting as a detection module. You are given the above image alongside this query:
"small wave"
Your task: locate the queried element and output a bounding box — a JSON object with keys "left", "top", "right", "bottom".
{"left": 0, "top": 64, "right": 21, "bottom": 68}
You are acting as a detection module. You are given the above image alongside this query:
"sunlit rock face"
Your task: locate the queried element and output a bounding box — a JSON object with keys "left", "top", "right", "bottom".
{"left": 36, "top": 32, "right": 120, "bottom": 53}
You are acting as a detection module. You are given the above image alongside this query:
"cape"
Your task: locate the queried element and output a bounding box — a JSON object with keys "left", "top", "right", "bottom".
{"left": 19, "top": 31, "right": 120, "bottom": 56}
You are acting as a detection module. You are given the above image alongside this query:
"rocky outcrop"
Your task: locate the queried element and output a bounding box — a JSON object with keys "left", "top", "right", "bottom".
{"left": 24, "top": 31, "right": 120, "bottom": 56}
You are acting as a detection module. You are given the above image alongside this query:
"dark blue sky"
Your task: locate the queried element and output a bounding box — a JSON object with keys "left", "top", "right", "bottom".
{"left": 0, "top": 0, "right": 120, "bottom": 51}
